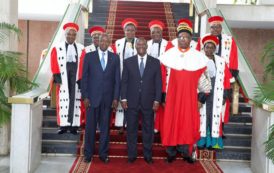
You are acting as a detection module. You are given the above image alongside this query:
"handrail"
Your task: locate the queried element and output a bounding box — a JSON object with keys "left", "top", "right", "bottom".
{"left": 9, "top": 0, "right": 91, "bottom": 104}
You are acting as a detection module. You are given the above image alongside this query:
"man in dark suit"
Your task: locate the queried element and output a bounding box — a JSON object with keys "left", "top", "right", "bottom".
{"left": 81, "top": 33, "right": 120, "bottom": 163}
{"left": 121, "top": 38, "right": 162, "bottom": 164}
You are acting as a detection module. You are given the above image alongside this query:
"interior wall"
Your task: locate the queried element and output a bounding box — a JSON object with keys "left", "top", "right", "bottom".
{"left": 231, "top": 28, "right": 274, "bottom": 83}
{"left": 18, "top": 20, "right": 58, "bottom": 80}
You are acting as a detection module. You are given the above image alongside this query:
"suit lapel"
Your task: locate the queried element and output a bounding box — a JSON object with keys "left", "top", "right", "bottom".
{"left": 104, "top": 51, "right": 112, "bottom": 72}
{"left": 142, "top": 55, "right": 151, "bottom": 78}
{"left": 94, "top": 50, "right": 103, "bottom": 71}
{"left": 133, "top": 55, "right": 141, "bottom": 79}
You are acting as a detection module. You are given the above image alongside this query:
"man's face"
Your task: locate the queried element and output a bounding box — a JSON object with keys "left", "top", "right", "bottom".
{"left": 204, "top": 42, "right": 216, "bottom": 57}
{"left": 66, "top": 29, "right": 77, "bottom": 44}
{"left": 124, "top": 25, "right": 136, "bottom": 39}
{"left": 99, "top": 34, "right": 110, "bottom": 52}
{"left": 177, "top": 32, "right": 191, "bottom": 49}
{"left": 210, "top": 24, "right": 222, "bottom": 36}
{"left": 150, "top": 27, "right": 162, "bottom": 43}
{"left": 92, "top": 33, "right": 101, "bottom": 47}
{"left": 136, "top": 39, "right": 147, "bottom": 57}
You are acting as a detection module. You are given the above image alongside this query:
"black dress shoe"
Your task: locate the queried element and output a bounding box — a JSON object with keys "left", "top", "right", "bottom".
{"left": 165, "top": 156, "right": 176, "bottom": 163}
{"left": 144, "top": 157, "right": 153, "bottom": 164}
{"left": 127, "top": 157, "right": 137, "bottom": 163}
{"left": 57, "top": 129, "right": 67, "bottom": 134}
{"left": 84, "top": 157, "right": 92, "bottom": 163}
{"left": 118, "top": 127, "right": 124, "bottom": 135}
{"left": 70, "top": 129, "right": 78, "bottom": 135}
{"left": 183, "top": 156, "right": 195, "bottom": 164}
{"left": 99, "top": 157, "right": 109, "bottom": 163}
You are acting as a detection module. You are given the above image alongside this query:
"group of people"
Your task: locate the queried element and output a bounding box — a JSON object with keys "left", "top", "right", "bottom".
{"left": 50, "top": 15, "right": 238, "bottom": 165}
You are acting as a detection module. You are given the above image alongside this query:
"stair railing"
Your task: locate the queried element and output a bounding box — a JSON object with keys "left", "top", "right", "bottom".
{"left": 8, "top": 1, "right": 91, "bottom": 173}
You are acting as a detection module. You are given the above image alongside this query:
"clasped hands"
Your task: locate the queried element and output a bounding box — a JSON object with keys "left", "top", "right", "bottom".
{"left": 121, "top": 100, "right": 160, "bottom": 112}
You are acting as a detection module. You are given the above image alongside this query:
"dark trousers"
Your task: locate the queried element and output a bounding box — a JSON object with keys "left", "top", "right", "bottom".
{"left": 166, "top": 145, "right": 189, "bottom": 157}
{"left": 125, "top": 107, "right": 154, "bottom": 159}
{"left": 84, "top": 103, "right": 111, "bottom": 159}
{"left": 66, "top": 62, "right": 77, "bottom": 125}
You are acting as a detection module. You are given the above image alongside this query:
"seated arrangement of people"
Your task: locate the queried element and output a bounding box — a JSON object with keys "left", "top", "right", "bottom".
{"left": 49, "top": 15, "right": 238, "bottom": 164}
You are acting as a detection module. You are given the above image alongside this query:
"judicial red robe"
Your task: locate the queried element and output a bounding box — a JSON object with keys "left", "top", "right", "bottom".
{"left": 50, "top": 42, "right": 86, "bottom": 127}
{"left": 159, "top": 47, "right": 208, "bottom": 146}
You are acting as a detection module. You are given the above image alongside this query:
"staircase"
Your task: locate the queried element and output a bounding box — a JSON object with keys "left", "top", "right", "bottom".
{"left": 42, "top": 0, "right": 252, "bottom": 162}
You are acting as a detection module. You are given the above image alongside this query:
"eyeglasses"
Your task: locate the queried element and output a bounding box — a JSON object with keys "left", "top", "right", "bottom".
{"left": 210, "top": 25, "right": 222, "bottom": 29}
{"left": 177, "top": 36, "right": 191, "bottom": 40}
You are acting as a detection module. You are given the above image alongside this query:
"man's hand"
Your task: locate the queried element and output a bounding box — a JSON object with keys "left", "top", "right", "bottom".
{"left": 198, "top": 101, "right": 202, "bottom": 109}
{"left": 121, "top": 100, "right": 128, "bottom": 110}
{"left": 112, "top": 99, "right": 118, "bottom": 112}
{"left": 153, "top": 101, "right": 160, "bottom": 112}
{"left": 84, "top": 98, "right": 91, "bottom": 109}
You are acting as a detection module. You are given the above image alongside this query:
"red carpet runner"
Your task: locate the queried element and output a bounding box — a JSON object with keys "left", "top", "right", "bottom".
{"left": 106, "top": 0, "right": 177, "bottom": 43}
{"left": 70, "top": 156, "right": 223, "bottom": 173}
{"left": 69, "top": 1, "right": 223, "bottom": 172}
{"left": 69, "top": 130, "right": 223, "bottom": 173}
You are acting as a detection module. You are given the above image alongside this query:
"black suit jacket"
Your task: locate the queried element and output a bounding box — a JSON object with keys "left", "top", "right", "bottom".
{"left": 121, "top": 55, "right": 162, "bottom": 109}
{"left": 81, "top": 50, "right": 120, "bottom": 108}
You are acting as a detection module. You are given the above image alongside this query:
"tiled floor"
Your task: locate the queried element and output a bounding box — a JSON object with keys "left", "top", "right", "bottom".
{"left": 0, "top": 155, "right": 253, "bottom": 173}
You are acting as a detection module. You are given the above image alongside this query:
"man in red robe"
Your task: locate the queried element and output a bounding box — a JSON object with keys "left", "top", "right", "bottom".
{"left": 196, "top": 16, "right": 238, "bottom": 80}
{"left": 159, "top": 22, "right": 210, "bottom": 164}
{"left": 50, "top": 22, "right": 85, "bottom": 134}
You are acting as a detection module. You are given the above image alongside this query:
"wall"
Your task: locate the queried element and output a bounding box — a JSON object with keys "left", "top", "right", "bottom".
{"left": 18, "top": 20, "right": 58, "bottom": 80}
{"left": 231, "top": 28, "right": 274, "bottom": 83}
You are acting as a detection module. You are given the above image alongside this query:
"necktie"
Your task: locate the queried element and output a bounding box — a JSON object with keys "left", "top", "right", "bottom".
{"left": 217, "top": 35, "right": 222, "bottom": 56}
{"left": 139, "top": 58, "right": 144, "bottom": 77}
{"left": 101, "top": 52, "right": 105, "bottom": 70}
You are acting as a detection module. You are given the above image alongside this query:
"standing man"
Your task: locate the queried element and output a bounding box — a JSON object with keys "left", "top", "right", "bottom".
{"left": 159, "top": 23, "right": 210, "bottom": 163}
{"left": 198, "top": 35, "right": 232, "bottom": 149}
{"left": 50, "top": 22, "right": 85, "bottom": 135}
{"left": 85, "top": 26, "right": 114, "bottom": 53}
{"left": 147, "top": 20, "right": 168, "bottom": 59}
{"left": 85, "top": 26, "right": 105, "bottom": 53}
{"left": 166, "top": 19, "right": 197, "bottom": 50}
{"left": 114, "top": 18, "right": 138, "bottom": 133}
{"left": 81, "top": 33, "right": 120, "bottom": 163}
{"left": 147, "top": 20, "right": 168, "bottom": 133}
{"left": 121, "top": 38, "right": 162, "bottom": 164}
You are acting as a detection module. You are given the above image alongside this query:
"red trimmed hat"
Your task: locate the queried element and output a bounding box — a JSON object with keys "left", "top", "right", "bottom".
{"left": 121, "top": 18, "right": 138, "bottom": 28}
{"left": 88, "top": 26, "right": 105, "bottom": 36}
{"left": 208, "top": 16, "right": 224, "bottom": 25}
{"left": 177, "top": 19, "right": 193, "bottom": 35}
{"left": 177, "top": 18, "right": 193, "bottom": 28}
{"left": 148, "top": 20, "right": 165, "bottom": 30}
{"left": 202, "top": 35, "right": 219, "bottom": 46}
{"left": 63, "top": 22, "right": 79, "bottom": 32}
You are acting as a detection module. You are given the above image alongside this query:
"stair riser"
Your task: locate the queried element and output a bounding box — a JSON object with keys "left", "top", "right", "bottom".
{"left": 224, "top": 125, "right": 252, "bottom": 135}
{"left": 42, "top": 143, "right": 78, "bottom": 154}
{"left": 229, "top": 114, "right": 252, "bottom": 123}
{"left": 216, "top": 150, "right": 251, "bottom": 160}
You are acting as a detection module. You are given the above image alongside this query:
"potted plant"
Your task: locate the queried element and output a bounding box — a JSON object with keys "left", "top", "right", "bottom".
{"left": 0, "top": 22, "right": 36, "bottom": 155}
{"left": 255, "top": 39, "right": 274, "bottom": 163}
